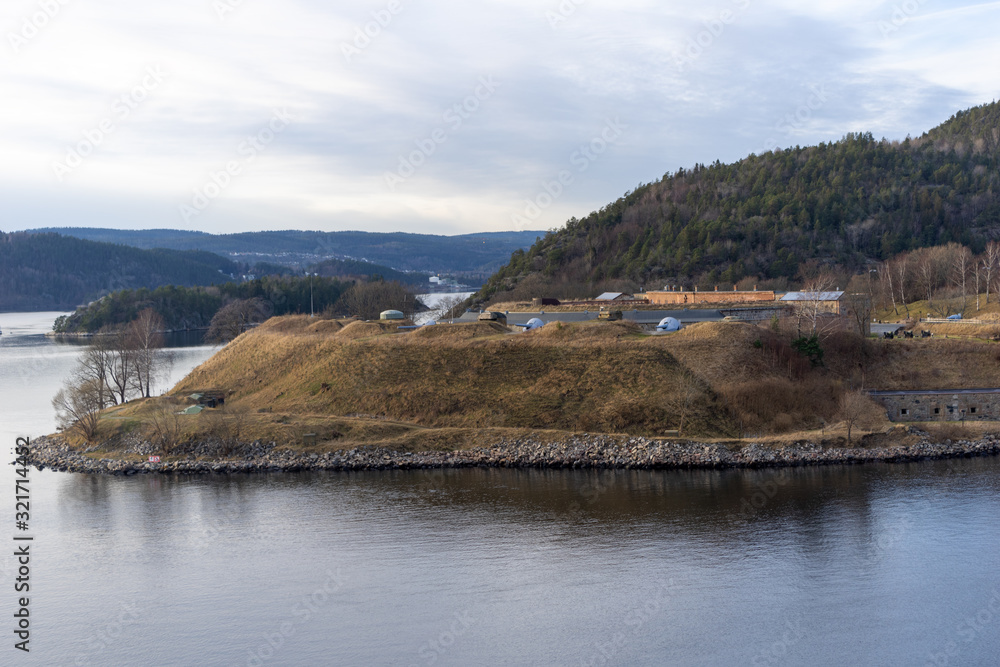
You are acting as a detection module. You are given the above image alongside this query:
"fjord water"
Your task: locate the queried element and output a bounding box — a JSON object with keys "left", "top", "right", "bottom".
{"left": 2, "top": 313, "right": 999, "bottom": 666}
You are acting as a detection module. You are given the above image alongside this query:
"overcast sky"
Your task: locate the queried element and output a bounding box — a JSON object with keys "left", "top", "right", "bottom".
{"left": 1, "top": 0, "right": 997, "bottom": 236}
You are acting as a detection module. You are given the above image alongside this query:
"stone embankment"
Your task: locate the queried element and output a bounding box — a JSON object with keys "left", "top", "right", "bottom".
{"left": 24, "top": 433, "right": 1000, "bottom": 475}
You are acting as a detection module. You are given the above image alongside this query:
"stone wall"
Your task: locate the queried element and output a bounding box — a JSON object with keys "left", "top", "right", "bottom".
{"left": 870, "top": 390, "right": 1000, "bottom": 422}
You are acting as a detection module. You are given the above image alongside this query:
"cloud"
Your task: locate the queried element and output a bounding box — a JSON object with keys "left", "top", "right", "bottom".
{"left": 1, "top": 0, "right": 998, "bottom": 235}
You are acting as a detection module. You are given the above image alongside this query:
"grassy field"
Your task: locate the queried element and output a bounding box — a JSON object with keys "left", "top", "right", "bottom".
{"left": 86, "top": 313, "right": 1000, "bottom": 454}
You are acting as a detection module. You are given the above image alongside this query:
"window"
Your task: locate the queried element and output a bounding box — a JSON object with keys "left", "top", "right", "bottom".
{"left": 948, "top": 406, "right": 955, "bottom": 413}
{"left": 934, "top": 407, "right": 940, "bottom": 414}
{"left": 901, "top": 409, "right": 909, "bottom": 416}
{"left": 970, "top": 407, "right": 977, "bottom": 414}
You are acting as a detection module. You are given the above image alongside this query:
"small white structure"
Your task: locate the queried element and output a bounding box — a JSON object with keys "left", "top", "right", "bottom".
{"left": 656, "top": 317, "right": 681, "bottom": 332}
{"left": 380, "top": 309, "right": 405, "bottom": 320}
{"left": 522, "top": 318, "right": 544, "bottom": 331}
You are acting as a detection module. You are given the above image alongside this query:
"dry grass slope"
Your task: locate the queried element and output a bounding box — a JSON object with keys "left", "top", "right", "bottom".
{"left": 140, "top": 314, "right": 1000, "bottom": 448}
{"left": 174, "top": 317, "right": 732, "bottom": 437}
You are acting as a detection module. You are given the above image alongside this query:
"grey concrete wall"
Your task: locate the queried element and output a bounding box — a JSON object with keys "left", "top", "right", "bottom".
{"left": 873, "top": 392, "right": 1000, "bottom": 421}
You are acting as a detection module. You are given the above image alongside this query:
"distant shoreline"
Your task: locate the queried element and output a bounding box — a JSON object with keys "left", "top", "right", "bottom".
{"left": 25, "top": 433, "right": 1000, "bottom": 476}
{"left": 45, "top": 327, "right": 210, "bottom": 338}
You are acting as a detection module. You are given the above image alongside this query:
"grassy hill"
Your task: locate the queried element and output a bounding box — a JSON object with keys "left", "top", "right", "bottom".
{"left": 85, "top": 314, "right": 1000, "bottom": 453}
{"left": 474, "top": 101, "right": 1000, "bottom": 306}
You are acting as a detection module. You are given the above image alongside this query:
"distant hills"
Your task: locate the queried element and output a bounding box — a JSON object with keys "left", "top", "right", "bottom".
{"left": 474, "top": 101, "right": 1000, "bottom": 305}
{"left": 0, "top": 231, "right": 238, "bottom": 311}
{"left": 26, "top": 228, "right": 544, "bottom": 277}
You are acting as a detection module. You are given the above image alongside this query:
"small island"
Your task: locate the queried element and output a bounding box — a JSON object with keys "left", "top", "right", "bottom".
{"left": 29, "top": 312, "right": 1000, "bottom": 475}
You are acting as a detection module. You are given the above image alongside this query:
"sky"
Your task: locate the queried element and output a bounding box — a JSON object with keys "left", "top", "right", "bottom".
{"left": 1, "top": 0, "right": 998, "bottom": 237}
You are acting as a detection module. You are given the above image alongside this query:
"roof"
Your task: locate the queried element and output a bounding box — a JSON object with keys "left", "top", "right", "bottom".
{"left": 595, "top": 292, "right": 629, "bottom": 301}
{"left": 869, "top": 388, "right": 1000, "bottom": 396}
{"left": 780, "top": 291, "right": 845, "bottom": 302}
{"left": 180, "top": 405, "right": 204, "bottom": 415}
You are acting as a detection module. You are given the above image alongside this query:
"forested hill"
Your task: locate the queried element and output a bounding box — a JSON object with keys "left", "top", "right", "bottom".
{"left": 475, "top": 101, "right": 1000, "bottom": 304}
{"left": 0, "top": 232, "right": 238, "bottom": 311}
{"left": 25, "top": 228, "right": 544, "bottom": 275}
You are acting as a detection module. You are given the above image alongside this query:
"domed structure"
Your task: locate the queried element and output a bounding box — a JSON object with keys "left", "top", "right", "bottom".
{"left": 656, "top": 317, "right": 681, "bottom": 332}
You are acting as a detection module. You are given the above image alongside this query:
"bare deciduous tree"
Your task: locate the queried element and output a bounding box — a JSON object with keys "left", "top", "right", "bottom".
{"left": 794, "top": 273, "right": 838, "bottom": 335}
{"left": 149, "top": 403, "right": 183, "bottom": 455}
{"left": 952, "top": 246, "right": 973, "bottom": 312}
{"left": 77, "top": 337, "right": 116, "bottom": 408}
{"left": 332, "top": 280, "right": 412, "bottom": 320}
{"left": 104, "top": 325, "right": 137, "bottom": 405}
{"left": 52, "top": 378, "right": 104, "bottom": 441}
{"left": 837, "top": 391, "right": 884, "bottom": 446}
{"left": 129, "top": 308, "right": 165, "bottom": 398}
{"left": 892, "top": 255, "right": 910, "bottom": 316}
{"left": 206, "top": 297, "right": 272, "bottom": 342}
{"left": 982, "top": 241, "right": 1000, "bottom": 306}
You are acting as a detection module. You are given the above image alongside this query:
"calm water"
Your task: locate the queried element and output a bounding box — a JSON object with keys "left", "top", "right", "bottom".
{"left": 1, "top": 312, "right": 999, "bottom": 666}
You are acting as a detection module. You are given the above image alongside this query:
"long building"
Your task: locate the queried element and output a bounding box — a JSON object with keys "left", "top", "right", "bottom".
{"left": 644, "top": 288, "right": 776, "bottom": 305}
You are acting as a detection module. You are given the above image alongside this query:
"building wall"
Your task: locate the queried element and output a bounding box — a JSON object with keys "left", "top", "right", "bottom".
{"left": 645, "top": 290, "right": 776, "bottom": 305}
{"left": 784, "top": 299, "right": 843, "bottom": 315}
{"left": 872, "top": 392, "right": 1000, "bottom": 421}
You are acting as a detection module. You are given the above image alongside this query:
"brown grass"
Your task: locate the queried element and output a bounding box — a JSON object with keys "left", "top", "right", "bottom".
{"left": 88, "top": 315, "right": 1000, "bottom": 451}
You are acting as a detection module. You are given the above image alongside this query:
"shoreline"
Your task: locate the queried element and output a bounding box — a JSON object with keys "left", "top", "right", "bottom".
{"left": 25, "top": 433, "right": 1000, "bottom": 475}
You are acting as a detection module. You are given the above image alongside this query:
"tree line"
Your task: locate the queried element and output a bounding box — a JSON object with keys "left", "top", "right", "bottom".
{"left": 53, "top": 276, "right": 356, "bottom": 334}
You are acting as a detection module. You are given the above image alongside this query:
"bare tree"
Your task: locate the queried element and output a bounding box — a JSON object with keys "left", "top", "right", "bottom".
{"left": 104, "top": 325, "right": 137, "bottom": 405}
{"left": 77, "top": 337, "right": 116, "bottom": 408}
{"left": 981, "top": 241, "right": 1000, "bottom": 306}
{"left": 333, "top": 280, "right": 412, "bottom": 320}
{"left": 843, "top": 290, "right": 873, "bottom": 337}
{"left": 892, "top": 255, "right": 910, "bottom": 316}
{"left": 148, "top": 403, "right": 183, "bottom": 455}
{"left": 837, "top": 391, "right": 884, "bottom": 446}
{"left": 952, "top": 245, "right": 973, "bottom": 312}
{"left": 917, "top": 252, "right": 936, "bottom": 305}
{"left": 881, "top": 261, "right": 898, "bottom": 316}
{"left": 794, "top": 273, "right": 838, "bottom": 335}
{"left": 206, "top": 297, "right": 272, "bottom": 342}
{"left": 206, "top": 403, "right": 249, "bottom": 456}
{"left": 129, "top": 308, "right": 166, "bottom": 398}
{"left": 52, "top": 378, "right": 104, "bottom": 441}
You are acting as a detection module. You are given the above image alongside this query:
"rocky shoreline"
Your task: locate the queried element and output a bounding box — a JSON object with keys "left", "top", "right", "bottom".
{"left": 24, "top": 433, "right": 1000, "bottom": 475}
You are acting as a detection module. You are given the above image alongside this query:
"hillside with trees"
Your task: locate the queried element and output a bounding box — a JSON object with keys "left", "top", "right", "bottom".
{"left": 52, "top": 275, "right": 356, "bottom": 333}
{"left": 475, "top": 101, "right": 1000, "bottom": 305}
{"left": 25, "top": 228, "right": 543, "bottom": 276}
{"left": 0, "top": 231, "right": 241, "bottom": 311}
